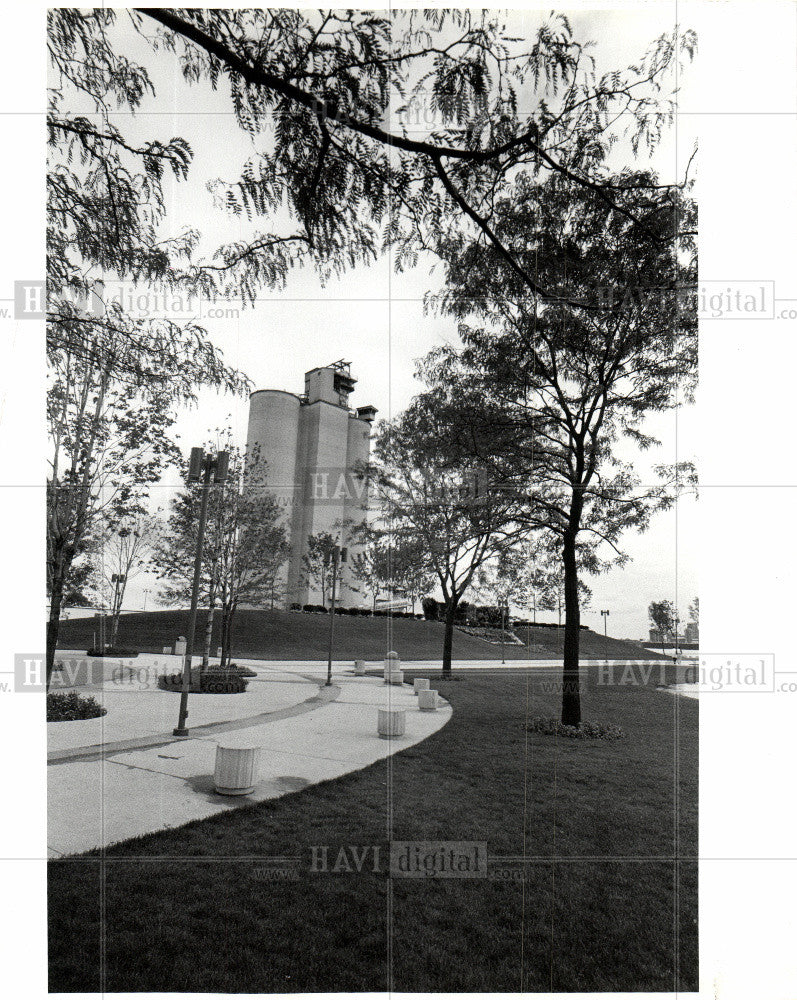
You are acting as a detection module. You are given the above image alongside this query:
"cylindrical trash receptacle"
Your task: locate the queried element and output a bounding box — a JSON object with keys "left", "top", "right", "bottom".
{"left": 354, "top": 659, "right": 366, "bottom": 676}
{"left": 377, "top": 708, "right": 406, "bottom": 739}
{"left": 418, "top": 689, "right": 439, "bottom": 711}
{"left": 214, "top": 745, "right": 261, "bottom": 795}
{"left": 383, "top": 651, "right": 400, "bottom": 679}
{"left": 385, "top": 669, "right": 404, "bottom": 685}
{"left": 413, "top": 677, "right": 430, "bottom": 695}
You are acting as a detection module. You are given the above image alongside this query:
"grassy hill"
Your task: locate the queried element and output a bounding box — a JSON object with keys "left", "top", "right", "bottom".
{"left": 57, "top": 609, "right": 666, "bottom": 662}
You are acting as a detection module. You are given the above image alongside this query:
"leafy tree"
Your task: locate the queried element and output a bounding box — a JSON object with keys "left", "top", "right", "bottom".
{"left": 389, "top": 539, "right": 436, "bottom": 614}
{"left": 371, "top": 415, "right": 520, "bottom": 676}
{"left": 153, "top": 440, "right": 288, "bottom": 666}
{"left": 649, "top": 599, "right": 677, "bottom": 653}
{"left": 301, "top": 532, "right": 338, "bottom": 609}
{"left": 688, "top": 596, "right": 699, "bottom": 624}
{"left": 46, "top": 11, "right": 249, "bottom": 687}
{"left": 60, "top": 551, "right": 99, "bottom": 609}
{"left": 56, "top": 9, "right": 694, "bottom": 306}
{"left": 417, "top": 167, "right": 696, "bottom": 724}
{"left": 94, "top": 515, "right": 158, "bottom": 646}
{"left": 348, "top": 529, "right": 390, "bottom": 611}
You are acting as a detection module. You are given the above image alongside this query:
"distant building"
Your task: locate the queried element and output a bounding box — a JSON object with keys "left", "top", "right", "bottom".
{"left": 246, "top": 361, "right": 377, "bottom": 607}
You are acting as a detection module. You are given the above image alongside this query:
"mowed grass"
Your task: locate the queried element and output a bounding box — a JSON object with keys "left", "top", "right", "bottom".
{"left": 48, "top": 665, "right": 696, "bottom": 993}
{"left": 57, "top": 607, "right": 668, "bottom": 662}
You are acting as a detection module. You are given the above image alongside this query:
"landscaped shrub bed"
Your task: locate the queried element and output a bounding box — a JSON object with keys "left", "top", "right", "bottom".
{"left": 86, "top": 646, "right": 139, "bottom": 657}
{"left": 47, "top": 691, "right": 107, "bottom": 722}
{"left": 525, "top": 716, "right": 626, "bottom": 740}
{"left": 455, "top": 625, "right": 523, "bottom": 645}
{"left": 298, "top": 604, "right": 422, "bottom": 618}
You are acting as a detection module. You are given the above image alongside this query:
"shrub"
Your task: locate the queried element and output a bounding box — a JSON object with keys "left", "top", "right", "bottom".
{"left": 86, "top": 646, "right": 138, "bottom": 657}
{"left": 289, "top": 603, "right": 302, "bottom": 612}
{"left": 525, "top": 717, "right": 626, "bottom": 740}
{"left": 47, "top": 691, "right": 107, "bottom": 722}
{"left": 421, "top": 597, "right": 439, "bottom": 621}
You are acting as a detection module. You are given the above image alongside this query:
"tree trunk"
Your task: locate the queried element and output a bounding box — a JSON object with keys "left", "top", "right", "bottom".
{"left": 202, "top": 606, "right": 216, "bottom": 670}
{"left": 226, "top": 604, "right": 237, "bottom": 666}
{"left": 561, "top": 527, "right": 581, "bottom": 726}
{"left": 202, "top": 569, "right": 217, "bottom": 670}
{"left": 46, "top": 566, "right": 66, "bottom": 691}
{"left": 111, "top": 581, "right": 126, "bottom": 647}
{"left": 220, "top": 605, "right": 231, "bottom": 667}
{"left": 442, "top": 597, "right": 458, "bottom": 678}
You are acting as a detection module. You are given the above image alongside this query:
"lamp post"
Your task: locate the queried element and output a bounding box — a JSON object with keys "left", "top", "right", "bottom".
{"left": 600, "top": 609, "right": 610, "bottom": 639}
{"left": 173, "top": 446, "right": 229, "bottom": 736}
{"left": 143, "top": 588, "right": 150, "bottom": 612}
{"left": 325, "top": 544, "right": 347, "bottom": 687}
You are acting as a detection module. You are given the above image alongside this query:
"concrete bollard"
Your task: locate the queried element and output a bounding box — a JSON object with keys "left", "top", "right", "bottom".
{"left": 162, "top": 646, "right": 172, "bottom": 655}
{"left": 386, "top": 670, "right": 404, "bottom": 685}
{"left": 418, "top": 689, "right": 439, "bottom": 711}
{"left": 354, "top": 659, "right": 366, "bottom": 675}
{"left": 413, "top": 677, "right": 430, "bottom": 695}
{"left": 377, "top": 708, "right": 406, "bottom": 739}
{"left": 383, "top": 651, "right": 400, "bottom": 679}
{"left": 214, "top": 745, "right": 261, "bottom": 796}
{"left": 174, "top": 636, "right": 187, "bottom": 656}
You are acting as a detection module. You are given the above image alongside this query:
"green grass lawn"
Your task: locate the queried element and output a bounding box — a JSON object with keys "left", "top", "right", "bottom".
{"left": 48, "top": 664, "right": 696, "bottom": 993}
{"left": 57, "top": 607, "right": 668, "bottom": 662}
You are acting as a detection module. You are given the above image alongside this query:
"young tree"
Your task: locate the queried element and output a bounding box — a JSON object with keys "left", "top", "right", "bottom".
{"left": 300, "top": 532, "right": 337, "bottom": 609}
{"left": 153, "top": 441, "right": 289, "bottom": 666}
{"left": 649, "top": 599, "right": 677, "bottom": 653}
{"left": 371, "top": 415, "right": 519, "bottom": 676}
{"left": 390, "top": 540, "right": 437, "bottom": 615}
{"left": 94, "top": 515, "right": 158, "bottom": 646}
{"left": 349, "top": 531, "right": 390, "bottom": 611}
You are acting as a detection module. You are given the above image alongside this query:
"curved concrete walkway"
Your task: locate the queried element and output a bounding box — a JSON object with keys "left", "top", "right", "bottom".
{"left": 47, "top": 667, "right": 452, "bottom": 857}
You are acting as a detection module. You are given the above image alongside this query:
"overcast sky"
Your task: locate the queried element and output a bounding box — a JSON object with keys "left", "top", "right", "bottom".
{"left": 75, "top": 8, "right": 699, "bottom": 638}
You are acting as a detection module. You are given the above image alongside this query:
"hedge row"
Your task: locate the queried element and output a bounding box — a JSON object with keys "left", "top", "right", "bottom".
{"left": 290, "top": 604, "right": 424, "bottom": 619}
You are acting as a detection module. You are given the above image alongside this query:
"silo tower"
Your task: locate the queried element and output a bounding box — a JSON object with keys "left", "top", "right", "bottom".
{"left": 245, "top": 361, "right": 377, "bottom": 607}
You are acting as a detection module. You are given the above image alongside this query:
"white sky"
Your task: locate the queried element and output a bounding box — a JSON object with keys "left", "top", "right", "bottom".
{"left": 72, "top": 8, "right": 699, "bottom": 638}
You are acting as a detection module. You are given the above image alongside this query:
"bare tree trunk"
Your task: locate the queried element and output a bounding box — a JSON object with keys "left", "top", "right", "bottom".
{"left": 46, "top": 556, "right": 66, "bottom": 691}
{"left": 561, "top": 525, "right": 581, "bottom": 727}
{"left": 226, "top": 604, "right": 237, "bottom": 666}
{"left": 442, "top": 596, "right": 458, "bottom": 678}
{"left": 220, "top": 604, "right": 231, "bottom": 667}
{"left": 111, "top": 580, "right": 127, "bottom": 647}
{"left": 202, "top": 567, "right": 218, "bottom": 671}
{"left": 202, "top": 604, "right": 216, "bottom": 670}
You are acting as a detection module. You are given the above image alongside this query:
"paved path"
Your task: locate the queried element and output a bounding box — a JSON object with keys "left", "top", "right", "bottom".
{"left": 48, "top": 665, "right": 451, "bottom": 857}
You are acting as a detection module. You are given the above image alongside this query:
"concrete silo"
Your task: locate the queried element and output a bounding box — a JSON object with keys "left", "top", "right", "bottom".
{"left": 245, "top": 361, "right": 377, "bottom": 607}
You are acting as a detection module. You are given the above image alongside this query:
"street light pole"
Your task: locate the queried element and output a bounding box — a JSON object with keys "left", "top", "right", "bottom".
{"left": 174, "top": 447, "right": 228, "bottom": 737}
{"left": 601, "top": 609, "right": 610, "bottom": 639}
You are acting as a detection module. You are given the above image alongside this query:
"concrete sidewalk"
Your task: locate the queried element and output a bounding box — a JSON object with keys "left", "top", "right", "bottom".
{"left": 48, "top": 670, "right": 451, "bottom": 857}
{"left": 48, "top": 657, "right": 327, "bottom": 759}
